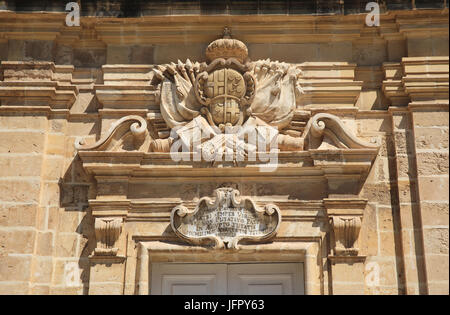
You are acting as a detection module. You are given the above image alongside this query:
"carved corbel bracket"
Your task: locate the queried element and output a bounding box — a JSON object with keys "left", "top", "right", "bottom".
{"left": 88, "top": 200, "right": 129, "bottom": 261}
{"left": 93, "top": 217, "right": 123, "bottom": 257}
{"left": 331, "top": 215, "right": 362, "bottom": 256}
{"left": 324, "top": 198, "right": 367, "bottom": 257}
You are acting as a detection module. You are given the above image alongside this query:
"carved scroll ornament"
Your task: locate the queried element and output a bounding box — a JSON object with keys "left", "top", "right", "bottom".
{"left": 75, "top": 115, "right": 148, "bottom": 151}
{"left": 171, "top": 188, "right": 281, "bottom": 249}
{"left": 304, "top": 113, "right": 379, "bottom": 150}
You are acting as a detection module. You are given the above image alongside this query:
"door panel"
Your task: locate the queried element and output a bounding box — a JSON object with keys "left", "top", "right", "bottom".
{"left": 228, "top": 263, "right": 304, "bottom": 295}
{"left": 150, "top": 262, "right": 304, "bottom": 295}
{"left": 151, "top": 263, "right": 227, "bottom": 295}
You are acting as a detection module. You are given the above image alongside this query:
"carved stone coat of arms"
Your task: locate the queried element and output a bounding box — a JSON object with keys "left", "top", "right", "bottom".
{"left": 149, "top": 29, "right": 306, "bottom": 157}
{"left": 74, "top": 28, "right": 379, "bottom": 252}
{"left": 76, "top": 28, "right": 378, "bottom": 161}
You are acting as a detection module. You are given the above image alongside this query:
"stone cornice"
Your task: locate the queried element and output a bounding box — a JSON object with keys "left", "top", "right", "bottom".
{"left": 0, "top": 61, "right": 78, "bottom": 110}
{"left": 89, "top": 197, "right": 327, "bottom": 223}
{"left": 383, "top": 56, "right": 449, "bottom": 106}
{"left": 0, "top": 9, "right": 447, "bottom": 44}
{"left": 79, "top": 149, "right": 378, "bottom": 178}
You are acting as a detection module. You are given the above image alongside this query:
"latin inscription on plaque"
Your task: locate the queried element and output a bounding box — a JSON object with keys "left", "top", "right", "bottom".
{"left": 171, "top": 188, "right": 281, "bottom": 249}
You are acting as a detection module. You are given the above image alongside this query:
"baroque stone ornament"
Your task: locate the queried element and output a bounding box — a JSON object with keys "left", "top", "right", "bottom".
{"left": 75, "top": 115, "right": 148, "bottom": 152}
{"left": 331, "top": 216, "right": 362, "bottom": 256}
{"left": 150, "top": 27, "right": 305, "bottom": 155}
{"left": 303, "top": 113, "right": 379, "bottom": 150}
{"left": 205, "top": 27, "right": 248, "bottom": 63}
{"left": 170, "top": 188, "right": 281, "bottom": 249}
{"left": 324, "top": 199, "right": 367, "bottom": 257}
{"left": 195, "top": 64, "right": 255, "bottom": 129}
{"left": 194, "top": 31, "right": 256, "bottom": 130}
{"left": 148, "top": 28, "right": 380, "bottom": 159}
{"left": 94, "top": 217, "right": 123, "bottom": 256}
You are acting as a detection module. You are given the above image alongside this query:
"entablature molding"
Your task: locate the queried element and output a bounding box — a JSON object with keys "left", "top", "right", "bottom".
{"left": 0, "top": 9, "right": 447, "bottom": 44}
{"left": 383, "top": 56, "right": 449, "bottom": 106}
{"left": 90, "top": 198, "right": 327, "bottom": 223}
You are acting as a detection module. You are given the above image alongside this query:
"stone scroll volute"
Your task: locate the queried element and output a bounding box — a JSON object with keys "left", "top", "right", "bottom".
{"left": 170, "top": 188, "right": 281, "bottom": 249}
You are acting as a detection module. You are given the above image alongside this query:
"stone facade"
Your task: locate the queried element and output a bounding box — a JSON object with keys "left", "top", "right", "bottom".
{"left": 0, "top": 2, "right": 448, "bottom": 295}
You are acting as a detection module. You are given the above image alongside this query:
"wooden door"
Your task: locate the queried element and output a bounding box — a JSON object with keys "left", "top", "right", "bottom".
{"left": 150, "top": 262, "right": 304, "bottom": 295}
{"left": 228, "top": 263, "right": 304, "bottom": 295}
{"left": 151, "top": 263, "right": 227, "bottom": 295}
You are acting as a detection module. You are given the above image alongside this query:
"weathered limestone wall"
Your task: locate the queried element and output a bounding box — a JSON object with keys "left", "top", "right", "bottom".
{"left": 412, "top": 107, "right": 449, "bottom": 294}
{"left": 0, "top": 99, "right": 93, "bottom": 294}
{"left": 0, "top": 7, "right": 448, "bottom": 295}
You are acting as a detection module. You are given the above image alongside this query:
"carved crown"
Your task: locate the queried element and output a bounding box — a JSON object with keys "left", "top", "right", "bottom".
{"left": 205, "top": 28, "right": 248, "bottom": 63}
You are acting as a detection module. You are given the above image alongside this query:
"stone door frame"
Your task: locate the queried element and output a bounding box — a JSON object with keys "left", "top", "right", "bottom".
{"left": 134, "top": 240, "right": 323, "bottom": 295}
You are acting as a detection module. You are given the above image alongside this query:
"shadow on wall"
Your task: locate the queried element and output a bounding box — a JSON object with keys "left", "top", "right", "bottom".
{"left": 58, "top": 153, "right": 97, "bottom": 294}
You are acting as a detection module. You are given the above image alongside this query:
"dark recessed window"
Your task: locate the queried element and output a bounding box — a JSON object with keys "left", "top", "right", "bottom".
{"left": 200, "top": 0, "right": 227, "bottom": 15}
{"left": 119, "top": 0, "right": 141, "bottom": 17}
{"left": 385, "top": 0, "right": 412, "bottom": 10}
{"left": 343, "top": 0, "right": 366, "bottom": 15}
{"left": 260, "top": 0, "right": 288, "bottom": 15}
{"left": 13, "top": 0, "right": 46, "bottom": 11}
{"left": 415, "top": 0, "right": 445, "bottom": 9}
{"left": 229, "top": 0, "right": 259, "bottom": 15}
{"left": 171, "top": 0, "right": 200, "bottom": 15}
{"left": 141, "top": 0, "right": 172, "bottom": 16}
{"left": 317, "top": 0, "right": 343, "bottom": 15}
{"left": 289, "top": 0, "right": 317, "bottom": 14}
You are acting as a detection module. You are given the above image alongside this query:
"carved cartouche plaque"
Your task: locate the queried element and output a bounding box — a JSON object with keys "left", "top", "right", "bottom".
{"left": 170, "top": 188, "right": 281, "bottom": 249}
